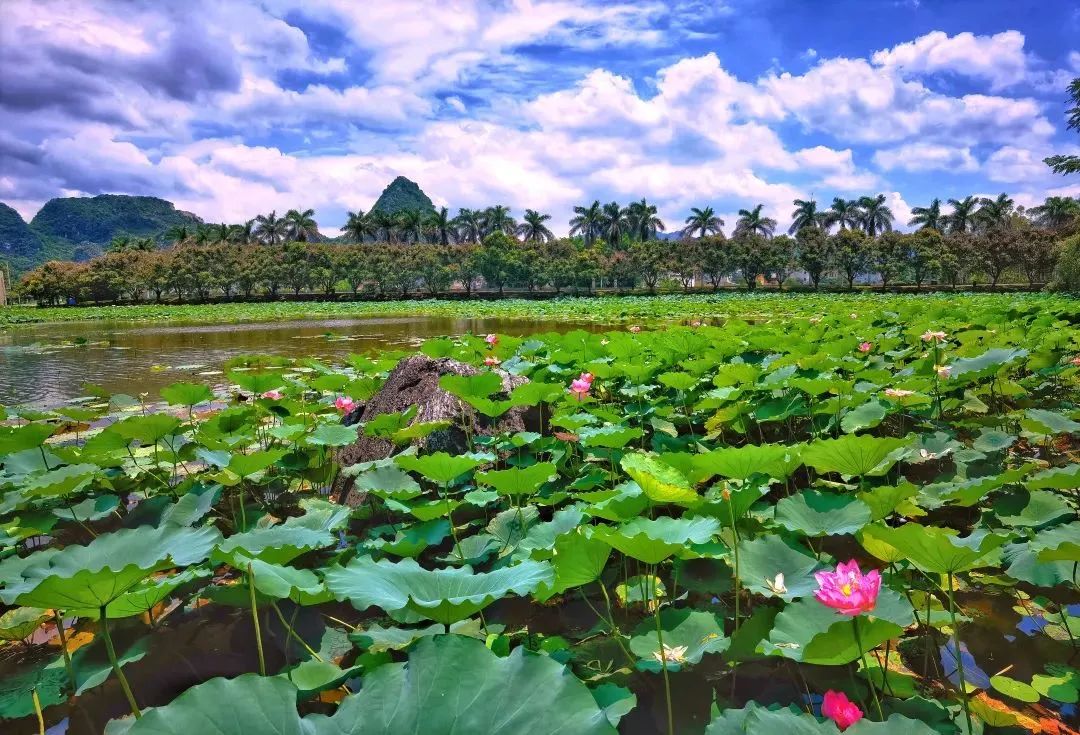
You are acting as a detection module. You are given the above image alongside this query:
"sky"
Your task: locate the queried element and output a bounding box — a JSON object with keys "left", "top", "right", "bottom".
{"left": 1, "top": 0, "right": 1079, "bottom": 236}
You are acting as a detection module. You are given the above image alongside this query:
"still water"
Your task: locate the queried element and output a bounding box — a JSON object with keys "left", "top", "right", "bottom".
{"left": 0, "top": 316, "right": 604, "bottom": 407}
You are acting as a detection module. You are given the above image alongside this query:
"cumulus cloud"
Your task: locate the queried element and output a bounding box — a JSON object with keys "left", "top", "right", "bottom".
{"left": 872, "top": 143, "right": 978, "bottom": 173}
{"left": 871, "top": 31, "right": 1028, "bottom": 90}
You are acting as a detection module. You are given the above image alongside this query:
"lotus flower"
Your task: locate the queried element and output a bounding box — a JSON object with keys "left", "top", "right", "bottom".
{"left": 921, "top": 330, "right": 947, "bottom": 342}
{"left": 764, "top": 573, "right": 787, "bottom": 595}
{"left": 821, "top": 690, "right": 863, "bottom": 730}
{"left": 651, "top": 644, "right": 688, "bottom": 665}
{"left": 569, "top": 374, "right": 593, "bottom": 400}
{"left": 858, "top": 342, "right": 873, "bottom": 353}
{"left": 884, "top": 388, "right": 914, "bottom": 399}
{"left": 690, "top": 320, "right": 702, "bottom": 327}
{"left": 629, "top": 325, "right": 642, "bottom": 333}
{"left": 936, "top": 364, "right": 952, "bottom": 379}
{"left": 600, "top": 338, "right": 610, "bottom": 346}
{"left": 1071, "top": 356, "right": 1080, "bottom": 367}
{"left": 261, "top": 390, "right": 283, "bottom": 400}
{"left": 484, "top": 333, "right": 498, "bottom": 348}
{"left": 809, "top": 316, "right": 822, "bottom": 324}
{"left": 484, "top": 356, "right": 500, "bottom": 367}
{"left": 335, "top": 396, "right": 356, "bottom": 413}
{"left": 814, "top": 560, "right": 881, "bottom": 616}
{"left": 850, "top": 312, "right": 858, "bottom": 319}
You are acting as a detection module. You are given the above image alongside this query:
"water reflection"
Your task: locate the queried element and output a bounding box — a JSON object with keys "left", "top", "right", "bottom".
{"left": 0, "top": 316, "right": 607, "bottom": 407}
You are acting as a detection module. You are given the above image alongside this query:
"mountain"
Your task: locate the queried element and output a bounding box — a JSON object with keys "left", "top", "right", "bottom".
{"left": 0, "top": 203, "right": 45, "bottom": 270}
{"left": 370, "top": 176, "right": 436, "bottom": 215}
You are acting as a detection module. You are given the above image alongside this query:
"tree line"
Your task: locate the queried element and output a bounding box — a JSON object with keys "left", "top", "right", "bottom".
{"left": 15, "top": 193, "right": 1080, "bottom": 305}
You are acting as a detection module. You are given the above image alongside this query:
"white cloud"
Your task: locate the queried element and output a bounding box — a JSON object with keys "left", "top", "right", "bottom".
{"left": 871, "top": 31, "right": 1028, "bottom": 90}
{"left": 872, "top": 143, "right": 978, "bottom": 173}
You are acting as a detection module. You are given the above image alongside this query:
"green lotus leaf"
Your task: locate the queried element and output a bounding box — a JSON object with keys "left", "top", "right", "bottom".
{"left": 324, "top": 556, "right": 554, "bottom": 624}
{"left": 590, "top": 516, "right": 720, "bottom": 564}
{"left": 307, "top": 422, "right": 359, "bottom": 447}
{"left": 858, "top": 481, "right": 919, "bottom": 521}
{"left": 280, "top": 659, "right": 363, "bottom": 697}
{"left": 363, "top": 519, "right": 450, "bottom": 558}
{"left": 214, "top": 526, "right": 336, "bottom": 566}
{"left": 439, "top": 372, "right": 504, "bottom": 399}
{"left": 0, "top": 423, "right": 58, "bottom": 456}
{"left": 0, "top": 656, "right": 68, "bottom": 720}
{"left": 620, "top": 452, "right": 699, "bottom": 505}
{"left": 990, "top": 674, "right": 1040, "bottom": 703}
{"left": 705, "top": 701, "right": 939, "bottom": 734}
{"left": 774, "top": 489, "right": 872, "bottom": 537}
{"left": 391, "top": 419, "right": 452, "bottom": 443}
{"left": 1031, "top": 667, "right": 1079, "bottom": 703}
{"left": 948, "top": 347, "right": 1027, "bottom": 380}
{"left": 1002, "top": 543, "right": 1076, "bottom": 587}
{"left": 802, "top": 435, "right": 910, "bottom": 477}
{"left": 225, "top": 449, "right": 287, "bottom": 478}
{"left": 629, "top": 608, "right": 730, "bottom": 670}
{"left": 1031, "top": 522, "right": 1080, "bottom": 562}
{"left": 658, "top": 371, "right": 698, "bottom": 391}
{"left": 160, "top": 382, "right": 213, "bottom": 407}
{"left": 349, "top": 463, "right": 423, "bottom": 500}
{"left": 487, "top": 505, "right": 540, "bottom": 548}
{"left": 858, "top": 523, "right": 1007, "bottom": 573}
{"left": 363, "top": 408, "right": 417, "bottom": 439}
{"left": 3, "top": 525, "right": 221, "bottom": 608}
{"left": 736, "top": 535, "right": 822, "bottom": 602}
{"left": 246, "top": 558, "right": 325, "bottom": 601}
{"left": 110, "top": 414, "right": 183, "bottom": 444}
{"left": 1023, "top": 408, "right": 1080, "bottom": 436}
{"left": 348, "top": 620, "right": 485, "bottom": 652}
{"left": 509, "top": 381, "right": 565, "bottom": 407}
{"left": 579, "top": 425, "right": 643, "bottom": 449}
{"left": 395, "top": 452, "right": 483, "bottom": 485}
{"left": 476, "top": 462, "right": 557, "bottom": 495}
{"left": 23, "top": 463, "right": 99, "bottom": 499}
{"left": 66, "top": 633, "right": 151, "bottom": 696}
{"left": 227, "top": 370, "right": 285, "bottom": 395}
{"left": 71, "top": 567, "right": 213, "bottom": 619}
{"left": 0, "top": 606, "right": 49, "bottom": 641}
{"left": 693, "top": 443, "right": 799, "bottom": 481}
{"left": 160, "top": 484, "right": 221, "bottom": 527}
{"left": 992, "top": 490, "right": 1072, "bottom": 528}
{"left": 591, "top": 682, "right": 637, "bottom": 728}
{"left": 53, "top": 494, "right": 122, "bottom": 523}
{"left": 841, "top": 398, "right": 889, "bottom": 434}
{"left": 535, "top": 528, "right": 612, "bottom": 601}
{"left": 972, "top": 429, "right": 1016, "bottom": 453}
{"left": 1026, "top": 464, "right": 1080, "bottom": 490}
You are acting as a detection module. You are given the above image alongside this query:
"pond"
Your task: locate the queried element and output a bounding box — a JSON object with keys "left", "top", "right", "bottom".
{"left": 0, "top": 316, "right": 607, "bottom": 407}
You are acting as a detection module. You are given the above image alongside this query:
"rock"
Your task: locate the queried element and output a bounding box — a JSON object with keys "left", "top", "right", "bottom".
{"left": 333, "top": 355, "right": 533, "bottom": 505}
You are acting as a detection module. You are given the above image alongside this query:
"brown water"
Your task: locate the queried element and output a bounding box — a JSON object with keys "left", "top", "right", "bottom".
{"left": 0, "top": 316, "right": 604, "bottom": 407}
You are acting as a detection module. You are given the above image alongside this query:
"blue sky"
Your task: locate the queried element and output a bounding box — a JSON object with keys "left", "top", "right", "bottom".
{"left": 1, "top": 0, "right": 1077, "bottom": 234}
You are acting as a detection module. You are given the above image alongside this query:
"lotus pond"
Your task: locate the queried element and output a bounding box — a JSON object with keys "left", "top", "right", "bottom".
{"left": 1, "top": 294, "right": 1079, "bottom": 734}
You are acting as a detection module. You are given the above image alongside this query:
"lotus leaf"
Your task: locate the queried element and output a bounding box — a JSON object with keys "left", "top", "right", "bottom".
{"left": 774, "top": 489, "right": 872, "bottom": 537}
{"left": 591, "top": 516, "right": 720, "bottom": 564}
{"left": 859, "top": 524, "right": 1008, "bottom": 573}
{"left": 802, "top": 435, "right": 909, "bottom": 477}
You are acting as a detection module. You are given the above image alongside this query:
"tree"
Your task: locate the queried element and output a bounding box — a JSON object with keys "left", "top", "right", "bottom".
{"left": 975, "top": 193, "right": 1015, "bottom": 231}
{"left": 1016, "top": 230, "right": 1058, "bottom": 286}
{"left": 475, "top": 231, "right": 520, "bottom": 294}
{"left": 765, "top": 234, "right": 797, "bottom": 288}
{"left": 976, "top": 231, "right": 1019, "bottom": 288}
{"left": 824, "top": 197, "right": 861, "bottom": 232}
{"left": 397, "top": 209, "right": 426, "bottom": 243}
{"left": 729, "top": 233, "right": 769, "bottom": 288}
{"left": 944, "top": 196, "right": 979, "bottom": 234}
{"left": 734, "top": 204, "right": 776, "bottom": 238}
{"left": 829, "top": 229, "right": 870, "bottom": 290}
{"left": 697, "top": 234, "right": 730, "bottom": 290}
{"left": 626, "top": 198, "right": 665, "bottom": 241}
{"left": 869, "top": 231, "right": 906, "bottom": 289}
{"left": 482, "top": 205, "right": 516, "bottom": 237}
{"left": 517, "top": 209, "right": 555, "bottom": 243}
{"left": 1029, "top": 196, "right": 1080, "bottom": 230}
{"left": 600, "top": 201, "right": 630, "bottom": 248}
{"left": 254, "top": 211, "right": 288, "bottom": 246}
{"left": 908, "top": 198, "right": 944, "bottom": 231}
{"left": 284, "top": 208, "right": 319, "bottom": 242}
{"left": 452, "top": 208, "right": 484, "bottom": 244}
{"left": 857, "top": 194, "right": 894, "bottom": 237}
{"left": 681, "top": 206, "right": 724, "bottom": 238}
{"left": 370, "top": 210, "right": 398, "bottom": 243}
{"left": 164, "top": 224, "right": 190, "bottom": 246}
{"left": 415, "top": 244, "right": 453, "bottom": 295}
{"left": 427, "top": 207, "right": 455, "bottom": 246}
{"left": 905, "top": 229, "right": 943, "bottom": 287}
{"left": 788, "top": 198, "right": 824, "bottom": 234}
{"left": 628, "top": 240, "right": 668, "bottom": 292}
{"left": 669, "top": 239, "right": 700, "bottom": 290}
{"left": 229, "top": 220, "right": 256, "bottom": 245}
{"left": 569, "top": 201, "right": 603, "bottom": 245}
{"left": 341, "top": 210, "right": 377, "bottom": 243}
{"left": 1044, "top": 77, "right": 1080, "bottom": 175}
{"left": 795, "top": 226, "right": 831, "bottom": 289}
{"left": 938, "top": 233, "right": 975, "bottom": 289}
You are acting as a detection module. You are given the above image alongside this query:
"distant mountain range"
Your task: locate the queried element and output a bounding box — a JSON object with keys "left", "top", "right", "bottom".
{"left": 0, "top": 178, "right": 442, "bottom": 275}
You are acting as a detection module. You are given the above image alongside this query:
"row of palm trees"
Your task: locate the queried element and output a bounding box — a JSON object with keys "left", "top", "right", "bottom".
{"left": 160, "top": 195, "right": 1079, "bottom": 251}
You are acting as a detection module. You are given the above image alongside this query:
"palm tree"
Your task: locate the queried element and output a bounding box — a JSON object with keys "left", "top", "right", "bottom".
{"left": 1029, "top": 196, "right": 1080, "bottom": 230}
{"left": 908, "top": 198, "right": 944, "bottom": 231}
{"left": 164, "top": 224, "right": 190, "bottom": 245}
{"left": 944, "top": 196, "right": 979, "bottom": 234}
{"left": 824, "top": 197, "right": 861, "bottom": 231}
{"left": 734, "top": 204, "right": 777, "bottom": 238}
{"left": 213, "top": 223, "right": 231, "bottom": 243}
{"left": 254, "top": 211, "right": 288, "bottom": 246}
{"left": 398, "top": 209, "right": 425, "bottom": 243}
{"left": 569, "top": 200, "right": 604, "bottom": 245}
{"left": 1044, "top": 77, "right": 1080, "bottom": 175}
{"left": 452, "top": 208, "right": 484, "bottom": 244}
{"left": 600, "top": 201, "right": 630, "bottom": 247}
{"left": 788, "top": 198, "right": 824, "bottom": 234}
{"left": 681, "top": 206, "right": 724, "bottom": 238}
{"left": 626, "top": 198, "right": 665, "bottom": 240}
{"left": 857, "top": 194, "right": 894, "bottom": 237}
{"left": 517, "top": 209, "right": 555, "bottom": 243}
{"left": 341, "top": 210, "right": 377, "bottom": 243}
{"left": 427, "top": 207, "right": 455, "bottom": 245}
{"left": 482, "top": 205, "right": 516, "bottom": 236}
{"left": 975, "top": 193, "right": 1016, "bottom": 231}
{"left": 228, "top": 219, "right": 256, "bottom": 244}
{"left": 368, "top": 210, "right": 398, "bottom": 243}
{"left": 284, "top": 208, "right": 319, "bottom": 242}
{"left": 192, "top": 224, "right": 215, "bottom": 246}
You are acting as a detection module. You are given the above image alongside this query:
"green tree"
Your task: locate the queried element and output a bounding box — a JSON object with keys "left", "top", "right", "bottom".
{"left": 452, "top": 208, "right": 484, "bottom": 244}
{"left": 908, "top": 198, "right": 944, "bottom": 231}
{"left": 600, "top": 201, "right": 630, "bottom": 248}
{"left": 829, "top": 228, "right": 870, "bottom": 290}
{"left": 397, "top": 209, "right": 426, "bottom": 243}
{"left": 788, "top": 198, "right": 824, "bottom": 234}
{"left": 729, "top": 233, "right": 769, "bottom": 289}
{"left": 765, "top": 234, "right": 796, "bottom": 288}
{"left": 254, "top": 211, "right": 288, "bottom": 246}
{"left": 1044, "top": 77, "right": 1080, "bottom": 175}
{"left": 975, "top": 193, "right": 1016, "bottom": 232}
{"left": 341, "top": 210, "right": 377, "bottom": 243}
{"left": 697, "top": 234, "right": 730, "bottom": 290}
{"left": 427, "top": 207, "right": 455, "bottom": 246}
{"left": 795, "top": 226, "right": 831, "bottom": 289}
{"left": 284, "top": 208, "right": 319, "bottom": 242}
{"left": 857, "top": 194, "right": 894, "bottom": 237}
{"left": 517, "top": 209, "right": 555, "bottom": 243}
{"left": 1029, "top": 196, "right": 1080, "bottom": 230}
{"left": 681, "top": 206, "right": 724, "bottom": 238}
{"left": 482, "top": 205, "right": 516, "bottom": 237}
{"left": 944, "top": 196, "right": 979, "bottom": 234}
{"left": 870, "top": 231, "right": 907, "bottom": 289}
{"left": 824, "top": 197, "right": 861, "bottom": 231}
{"left": 906, "top": 228, "right": 943, "bottom": 287}
{"left": 628, "top": 239, "right": 669, "bottom": 292}
{"left": 626, "top": 198, "right": 665, "bottom": 241}
{"left": 569, "top": 201, "right": 603, "bottom": 245}
{"left": 475, "top": 231, "right": 520, "bottom": 294}
{"left": 370, "top": 209, "right": 398, "bottom": 243}
{"left": 734, "top": 204, "right": 776, "bottom": 238}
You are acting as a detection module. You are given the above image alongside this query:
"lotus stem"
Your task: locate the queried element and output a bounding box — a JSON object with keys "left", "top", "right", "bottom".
{"left": 651, "top": 574, "right": 675, "bottom": 735}
{"left": 248, "top": 563, "right": 267, "bottom": 676}
{"left": 946, "top": 572, "right": 973, "bottom": 734}
{"left": 100, "top": 606, "right": 141, "bottom": 719}
{"left": 32, "top": 687, "right": 44, "bottom": 734}
{"left": 852, "top": 616, "right": 883, "bottom": 720}
{"left": 52, "top": 611, "right": 76, "bottom": 689}
{"left": 270, "top": 601, "right": 323, "bottom": 662}
{"left": 728, "top": 500, "right": 740, "bottom": 633}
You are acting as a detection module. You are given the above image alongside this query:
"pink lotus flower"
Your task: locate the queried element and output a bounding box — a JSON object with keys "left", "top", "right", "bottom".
{"left": 858, "top": 342, "right": 873, "bottom": 353}
{"left": 629, "top": 325, "right": 642, "bottom": 333}
{"left": 936, "top": 364, "right": 952, "bottom": 379}
{"left": 335, "top": 396, "right": 356, "bottom": 413}
{"left": 821, "top": 690, "right": 863, "bottom": 730}
{"left": 690, "top": 320, "right": 702, "bottom": 327}
{"left": 569, "top": 372, "right": 594, "bottom": 400}
{"left": 484, "top": 333, "right": 498, "bottom": 348}
{"left": 579, "top": 372, "right": 594, "bottom": 384}
{"left": 884, "top": 388, "right": 914, "bottom": 399}
{"left": 484, "top": 356, "right": 500, "bottom": 367}
{"left": 261, "top": 390, "right": 283, "bottom": 400}
{"left": 921, "top": 330, "right": 947, "bottom": 342}
{"left": 814, "top": 560, "right": 881, "bottom": 616}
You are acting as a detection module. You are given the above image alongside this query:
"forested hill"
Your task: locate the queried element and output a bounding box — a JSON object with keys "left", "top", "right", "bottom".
{"left": 370, "top": 176, "right": 436, "bottom": 215}
{"left": 30, "top": 194, "right": 202, "bottom": 251}
{"left": 0, "top": 203, "right": 44, "bottom": 268}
